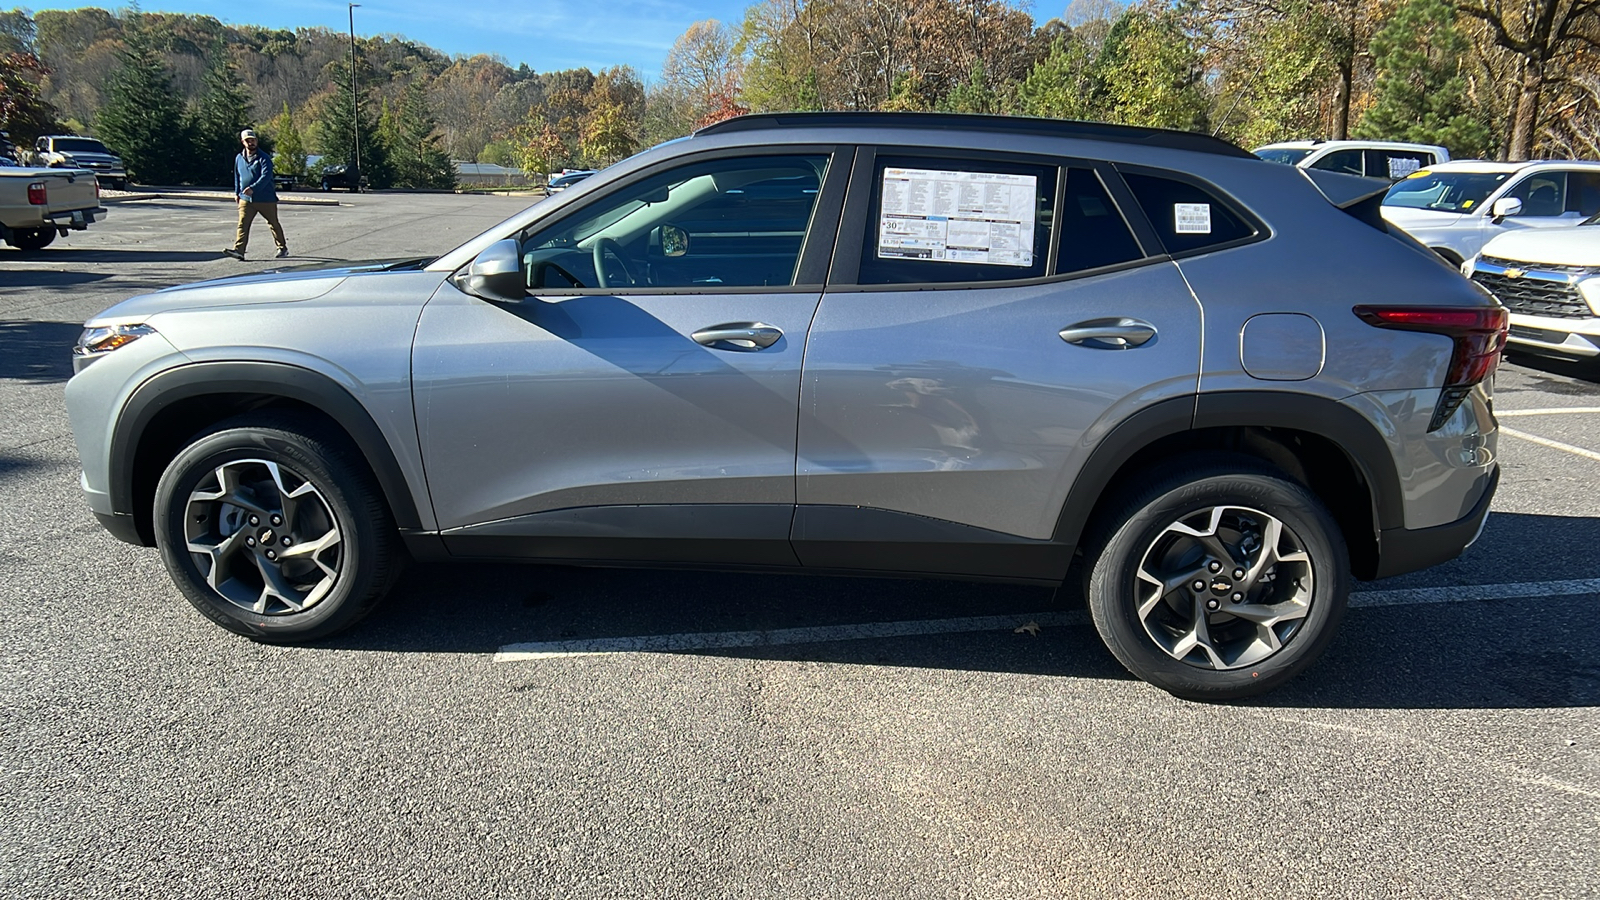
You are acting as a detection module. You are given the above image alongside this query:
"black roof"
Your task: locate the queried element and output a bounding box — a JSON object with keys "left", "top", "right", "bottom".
{"left": 695, "top": 112, "right": 1257, "bottom": 159}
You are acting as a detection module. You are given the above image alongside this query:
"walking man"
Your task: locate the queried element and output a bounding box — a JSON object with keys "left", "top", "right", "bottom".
{"left": 223, "top": 129, "right": 287, "bottom": 260}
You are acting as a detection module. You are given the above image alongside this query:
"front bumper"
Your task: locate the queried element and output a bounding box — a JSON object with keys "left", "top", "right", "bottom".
{"left": 1506, "top": 312, "right": 1600, "bottom": 359}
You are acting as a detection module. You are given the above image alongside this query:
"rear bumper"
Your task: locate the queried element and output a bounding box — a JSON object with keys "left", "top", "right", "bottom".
{"left": 1372, "top": 464, "right": 1498, "bottom": 579}
{"left": 43, "top": 206, "right": 106, "bottom": 231}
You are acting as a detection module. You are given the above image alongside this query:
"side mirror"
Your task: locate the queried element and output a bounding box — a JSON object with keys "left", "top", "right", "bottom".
{"left": 1491, "top": 197, "right": 1522, "bottom": 222}
{"left": 461, "top": 238, "right": 525, "bottom": 303}
{"left": 659, "top": 224, "right": 688, "bottom": 258}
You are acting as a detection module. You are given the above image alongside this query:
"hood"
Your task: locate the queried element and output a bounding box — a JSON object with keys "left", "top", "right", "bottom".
{"left": 57, "top": 152, "right": 120, "bottom": 163}
{"left": 1480, "top": 225, "right": 1600, "bottom": 267}
{"left": 87, "top": 258, "right": 434, "bottom": 324}
{"left": 1381, "top": 206, "right": 1466, "bottom": 229}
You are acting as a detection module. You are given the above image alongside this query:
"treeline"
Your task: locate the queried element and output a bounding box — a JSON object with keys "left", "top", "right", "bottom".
{"left": 1, "top": 0, "right": 1597, "bottom": 190}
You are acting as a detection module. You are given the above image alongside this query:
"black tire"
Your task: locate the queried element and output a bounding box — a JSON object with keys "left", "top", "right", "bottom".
{"left": 7, "top": 228, "right": 55, "bottom": 250}
{"left": 153, "top": 413, "right": 404, "bottom": 641}
{"left": 1084, "top": 457, "right": 1349, "bottom": 701}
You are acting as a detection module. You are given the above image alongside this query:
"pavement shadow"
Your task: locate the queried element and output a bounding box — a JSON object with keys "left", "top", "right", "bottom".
{"left": 317, "top": 511, "right": 1599, "bottom": 710}
{"left": 3, "top": 248, "right": 223, "bottom": 264}
{"left": 0, "top": 320, "right": 80, "bottom": 381}
{"left": 1502, "top": 352, "right": 1600, "bottom": 387}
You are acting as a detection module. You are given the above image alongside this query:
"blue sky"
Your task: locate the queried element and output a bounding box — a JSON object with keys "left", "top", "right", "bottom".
{"left": 30, "top": 0, "right": 1047, "bottom": 82}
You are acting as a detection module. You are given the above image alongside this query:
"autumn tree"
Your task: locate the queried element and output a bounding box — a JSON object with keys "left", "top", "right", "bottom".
{"left": 266, "top": 100, "right": 307, "bottom": 181}
{"left": 1454, "top": 0, "right": 1600, "bottom": 158}
{"left": 0, "top": 51, "right": 59, "bottom": 145}
{"left": 663, "top": 19, "right": 742, "bottom": 123}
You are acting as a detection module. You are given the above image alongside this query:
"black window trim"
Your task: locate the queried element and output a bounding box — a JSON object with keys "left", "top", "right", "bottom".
{"left": 1109, "top": 162, "right": 1272, "bottom": 260}
{"left": 516, "top": 143, "right": 854, "bottom": 296}
{"left": 828, "top": 144, "right": 1169, "bottom": 292}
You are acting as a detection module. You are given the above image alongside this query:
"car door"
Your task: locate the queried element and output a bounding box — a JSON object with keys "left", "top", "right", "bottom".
{"left": 412, "top": 147, "right": 848, "bottom": 565}
{"left": 794, "top": 150, "right": 1204, "bottom": 580}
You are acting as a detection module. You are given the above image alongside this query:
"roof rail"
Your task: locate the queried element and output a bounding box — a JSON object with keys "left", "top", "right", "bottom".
{"left": 694, "top": 112, "right": 1257, "bottom": 159}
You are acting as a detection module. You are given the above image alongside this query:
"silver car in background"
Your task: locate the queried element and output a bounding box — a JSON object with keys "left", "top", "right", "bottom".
{"left": 65, "top": 113, "right": 1504, "bottom": 700}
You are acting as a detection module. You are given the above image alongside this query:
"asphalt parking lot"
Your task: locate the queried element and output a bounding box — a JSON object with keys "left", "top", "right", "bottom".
{"left": 2, "top": 193, "right": 1597, "bottom": 899}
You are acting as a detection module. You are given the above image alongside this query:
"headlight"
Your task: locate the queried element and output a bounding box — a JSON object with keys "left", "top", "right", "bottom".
{"left": 74, "top": 323, "right": 155, "bottom": 359}
{"left": 1579, "top": 277, "right": 1600, "bottom": 315}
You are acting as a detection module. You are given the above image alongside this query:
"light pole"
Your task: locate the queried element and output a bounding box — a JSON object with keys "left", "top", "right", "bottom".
{"left": 348, "top": 3, "right": 361, "bottom": 187}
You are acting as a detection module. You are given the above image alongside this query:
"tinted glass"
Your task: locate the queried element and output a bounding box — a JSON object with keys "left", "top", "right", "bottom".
{"left": 1382, "top": 171, "right": 1512, "bottom": 212}
{"left": 1506, "top": 172, "right": 1567, "bottom": 216}
{"left": 857, "top": 156, "right": 1054, "bottom": 285}
{"left": 1571, "top": 173, "right": 1600, "bottom": 217}
{"left": 1055, "top": 168, "right": 1143, "bottom": 274}
{"left": 1122, "top": 172, "right": 1256, "bottom": 255}
{"left": 54, "top": 138, "right": 110, "bottom": 154}
{"left": 1365, "top": 149, "right": 1430, "bottom": 180}
{"left": 522, "top": 154, "right": 829, "bottom": 290}
{"left": 1254, "top": 148, "right": 1313, "bottom": 165}
{"left": 1309, "top": 149, "right": 1364, "bottom": 176}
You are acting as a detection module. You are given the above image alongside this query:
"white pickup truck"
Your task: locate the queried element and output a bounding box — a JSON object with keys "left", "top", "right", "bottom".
{"left": 0, "top": 163, "right": 107, "bottom": 250}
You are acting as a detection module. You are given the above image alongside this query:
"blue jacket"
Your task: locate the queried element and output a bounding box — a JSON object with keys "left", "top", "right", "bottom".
{"left": 235, "top": 150, "right": 277, "bottom": 203}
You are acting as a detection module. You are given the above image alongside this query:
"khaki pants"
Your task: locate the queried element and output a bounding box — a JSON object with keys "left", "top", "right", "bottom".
{"left": 232, "top": 200, "right": 286, "bottom": 253}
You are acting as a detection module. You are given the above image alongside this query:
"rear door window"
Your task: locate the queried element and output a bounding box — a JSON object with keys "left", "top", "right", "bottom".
{"left": 1056, "top": 167, "right": 1144, "bottom": 274}
{"left": 857, "top": 155, "right": 1054, "bottom": 285}
{"left": 1121, "top": 171, "right": 1259, "bottom": 256}
{"left": 1365, "top": 149, "right": 1431, "bottom": 180}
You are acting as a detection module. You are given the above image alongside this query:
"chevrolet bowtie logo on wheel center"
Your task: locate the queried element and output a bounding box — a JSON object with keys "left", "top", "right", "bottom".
{"left": 1211, "top": 579, "right": 1232, "bottom": 593}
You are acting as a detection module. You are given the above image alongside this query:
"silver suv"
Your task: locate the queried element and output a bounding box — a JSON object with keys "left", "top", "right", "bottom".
{"left": 65, "top": 113, "right": 1505, "bottom": 700}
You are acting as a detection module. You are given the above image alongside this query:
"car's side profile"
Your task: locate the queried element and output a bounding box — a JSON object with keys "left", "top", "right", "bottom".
{"left": 1381, "top": 159, "right": 1600, "bottom": 265}
{"left": 1253, "top": 139, "right": 1449, "bottom": 180}
{"left": 66, "top": 113, "right": 1504, "bottom": 700}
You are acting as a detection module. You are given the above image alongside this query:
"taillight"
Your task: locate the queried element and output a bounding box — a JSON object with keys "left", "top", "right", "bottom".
{"left": 27, "top": 182, "right": 46, "bottom": 205}
{"left": 1353, "top": 305, "right": 1507, "bottom": 431}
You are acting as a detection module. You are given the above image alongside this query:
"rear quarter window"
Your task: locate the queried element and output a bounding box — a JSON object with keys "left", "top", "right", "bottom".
{"left": 1121, "top": 171, "right": 1259, "bottom": 256}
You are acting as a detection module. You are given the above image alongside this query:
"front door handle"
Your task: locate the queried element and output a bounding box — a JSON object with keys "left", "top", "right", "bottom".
{"left": 1058, "top": 317, "right": 1157, "bottom": 350}
{"left": 692, "top": 322, "right": 783, "bottom": 351}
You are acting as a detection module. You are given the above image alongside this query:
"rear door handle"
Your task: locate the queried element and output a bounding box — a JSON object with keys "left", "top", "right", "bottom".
{"left": 1058, "top": 318, "right": 1157, "bottom": 350}
{"left": 692, "top": 322, "right": 783, "bottom": 350}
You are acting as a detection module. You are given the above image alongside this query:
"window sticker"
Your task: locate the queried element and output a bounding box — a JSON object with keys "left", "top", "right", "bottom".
{"left": 1387, "top": 157, "right": 1423, "bottom": 179}
{"left": 878, "top": 167, "right": 1037, "bottom": 266}
{"left": 1174, "top": 202, "right": 1212, "bottom": 234}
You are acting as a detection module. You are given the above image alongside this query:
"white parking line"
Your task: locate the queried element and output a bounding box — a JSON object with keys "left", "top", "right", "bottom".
{"left": 1498, "top": 407, "right": 1600, "bottom": 416}
{"left": 493, "top": 577, "right": 1600, "bottom": 661}
{"left": 1499, "top": 426, "right": 1600, "bottom": 462}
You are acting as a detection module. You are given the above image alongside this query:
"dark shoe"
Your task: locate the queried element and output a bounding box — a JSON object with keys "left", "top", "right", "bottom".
{"left": 275, "top": 247, "right": 289, "bottom": 258}
{"left": 222, "top": 248, "right": 244, "bottom": 260}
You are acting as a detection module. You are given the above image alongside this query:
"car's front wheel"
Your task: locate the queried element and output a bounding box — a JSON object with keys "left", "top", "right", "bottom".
{"left": 1085, "top": 458, "right": 1349, "bottom": 701}
{"left": 153, "top": 414, "right": 403, "bottom": 641}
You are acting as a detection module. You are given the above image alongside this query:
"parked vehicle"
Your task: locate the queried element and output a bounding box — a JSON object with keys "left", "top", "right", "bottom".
{"left": 65, "top": 112, "right": 1503, "bottom": 700}
{"left": 1465, "top": 212, "right": 1600, "bottom": 361}
{"left": 1254, "top": 140, "right": 1449, "bottom": 180}
{"left": 1381, "top": 159, "right": 1600, "bottom": 264}
{"left": 319, "top": 163, "right": 366, "bottom": 192}
{"left": 34, "top": 135, "right": 127, "bottom": 190}
{"left": 546, "top": 169, "right": 596, "bottom": 192}
{"left": 1, "top": 165, "right": 106, "bottom": 250}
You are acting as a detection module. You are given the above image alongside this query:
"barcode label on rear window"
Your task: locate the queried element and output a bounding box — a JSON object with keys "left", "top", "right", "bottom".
{"left": 1174, "top": 203, "right": 1211, "bottom": 234}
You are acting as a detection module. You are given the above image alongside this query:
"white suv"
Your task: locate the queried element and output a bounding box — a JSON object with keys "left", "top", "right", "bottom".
{"left": 1254, "top": 140, "right": 1449, "bottom": 180}
{"left": 1381, "top": 159, "right": 1600, "bottom": 264}
{"left": 1466, "top": 212, "right": 1600, "bottom": 361}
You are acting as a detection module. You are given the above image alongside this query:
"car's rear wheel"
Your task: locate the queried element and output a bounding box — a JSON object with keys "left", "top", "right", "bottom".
{"left": 1085, "top": 458, "right": 1349, "bottom": 701}
{"left": 7, "top": 228, "right": 55, "bottom": 250}
{"left": 153, "top": 413, "right": 402, "bottom": 641}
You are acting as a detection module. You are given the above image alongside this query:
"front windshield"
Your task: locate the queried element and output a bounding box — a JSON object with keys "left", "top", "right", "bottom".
{"left": 55, "top": 138, "right": 110, "bottom": 154}
{"left": 1255, "top": 148, "right": 1313, "bottom": 165}
{"left": 1383, "top": 171, "right": 1512, "bottom": 212}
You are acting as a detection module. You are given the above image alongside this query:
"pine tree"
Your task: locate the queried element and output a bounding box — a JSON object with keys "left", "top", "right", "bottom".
{"left": 188, "top": 43, "right": 253, "bottom": 186}
{"left": 96, "top": 13, "right": 189, "bottom": 185}
{"left": 315, "top": 60, "right": 391, "bottom": 188}
{"left": 387, "top": 82, "right": 455, "bottom": 189}
{"left": 267, "top": 102, "right": 307, "bottom": 182}
{"left": 1354, "top": 0, "right": 1494, "bottom": 158}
